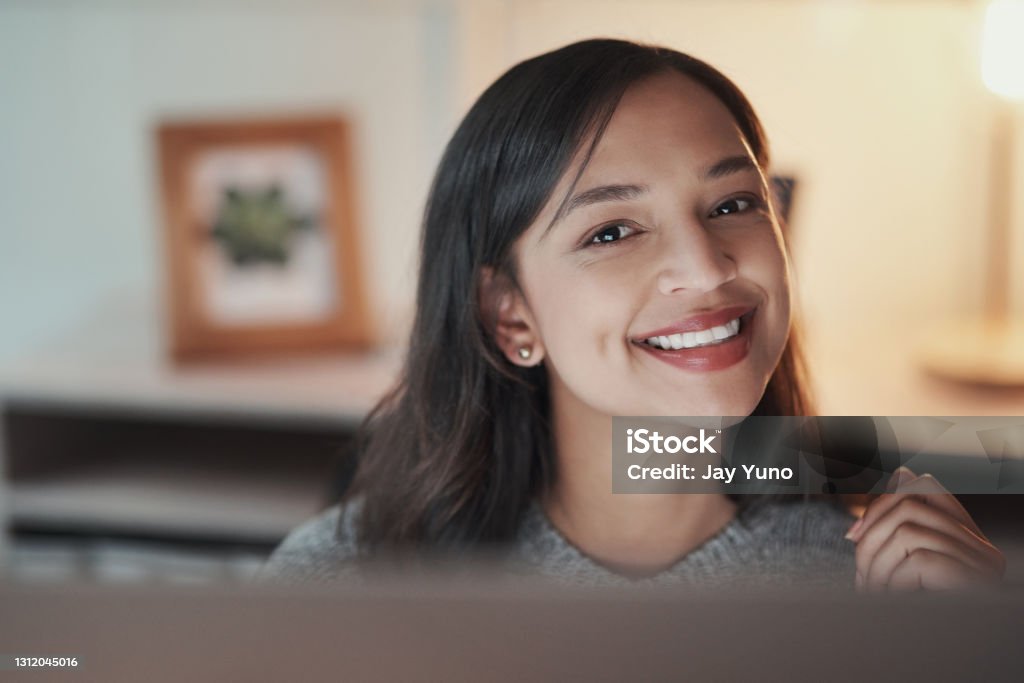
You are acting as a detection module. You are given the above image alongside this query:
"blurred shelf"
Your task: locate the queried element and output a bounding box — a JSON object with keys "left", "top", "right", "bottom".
{"left": 0, "top": 298, "right": 402, "bottom": 548}
{"left": 9, "top": 453, "right": 324, "bottom": 545}
{"left": 0, "top": 343, "right": 403, "bottom": 429}
{"left": 0, "top": 294, "right": 404, "bottom": 426}
{"left": 2, "top": 402, "right": 357, "bottom": 546}
{"left": 8, "top": 530, "right": 269, "bottom": 586}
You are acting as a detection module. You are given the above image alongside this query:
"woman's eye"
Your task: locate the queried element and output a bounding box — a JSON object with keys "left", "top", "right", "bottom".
{"left": 588, "top": 222, "right": 636, "bottom": 246}
{"left": 709, "top": 197, "right": 758, "bottom": 218}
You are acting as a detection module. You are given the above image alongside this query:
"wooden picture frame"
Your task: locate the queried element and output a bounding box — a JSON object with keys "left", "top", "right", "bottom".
{"left": 158, "top": 117, "right": 371, "bottom": 362}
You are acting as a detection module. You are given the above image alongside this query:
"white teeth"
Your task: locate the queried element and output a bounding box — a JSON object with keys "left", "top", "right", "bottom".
{"left": 641, "top": 316, "right": 743, "bottom": 350}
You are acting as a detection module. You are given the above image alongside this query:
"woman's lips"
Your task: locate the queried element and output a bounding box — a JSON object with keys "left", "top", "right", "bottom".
{"left": 633, "top": 305, "right": 756, "bottom": 339}
{"left": 633, "top": 308, "right": 756, "bottom": 372}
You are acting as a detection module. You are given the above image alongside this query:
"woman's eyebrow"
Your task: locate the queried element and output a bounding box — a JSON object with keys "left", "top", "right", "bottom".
{"left": 701, "top": 154, "right": 758, "bottom": 181}
{"left": 542, "top": 184, "right": 647, "bottom": 240}
{"left": 565, "top": 183, "right": 648, "bottom": 216}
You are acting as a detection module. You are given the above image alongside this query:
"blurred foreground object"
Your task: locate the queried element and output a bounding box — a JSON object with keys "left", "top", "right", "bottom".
{"left": 921, "top": 0, "right": 1024, "bottom": 386}
{"left": 0, "top": 578, "right": 1022, "bottom": 682}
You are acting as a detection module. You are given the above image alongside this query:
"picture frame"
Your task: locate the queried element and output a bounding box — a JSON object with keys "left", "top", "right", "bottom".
{"left": 157, "top": 116, "right": 371, "bottom": 362}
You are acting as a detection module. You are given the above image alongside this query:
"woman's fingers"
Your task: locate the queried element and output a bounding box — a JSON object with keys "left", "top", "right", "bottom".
{"left": 846, "top": 467, "right": 983, "bottom": 542}
{"left": 886, "top": 548, "right": 991, "bottom": 592}
{"left": 848, "top": 471, "right": 1007, "bottom": 592}
{"left": 859, "top": 521, "right": 995, "bottom": 592}
{"left": 854, "top": 496, "right": 998, "bottom": 582}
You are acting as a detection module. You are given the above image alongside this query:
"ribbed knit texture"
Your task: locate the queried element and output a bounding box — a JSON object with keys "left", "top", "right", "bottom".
{"left": 261, "top": 498, "right": 856, "bottom": 589}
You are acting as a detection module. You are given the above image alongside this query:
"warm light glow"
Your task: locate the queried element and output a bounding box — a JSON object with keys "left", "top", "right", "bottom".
{"left": 981, "top": 0, "right": 1024, "bottom": 99}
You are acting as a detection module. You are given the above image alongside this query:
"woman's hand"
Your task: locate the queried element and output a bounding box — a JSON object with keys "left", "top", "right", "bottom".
{"left": 845, "top": 467, "right": 1006, "bottom": 592}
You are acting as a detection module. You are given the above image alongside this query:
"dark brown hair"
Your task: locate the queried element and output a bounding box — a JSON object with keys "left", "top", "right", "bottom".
{"left": 345, "top": 38, "right": 815, "bottom": 555}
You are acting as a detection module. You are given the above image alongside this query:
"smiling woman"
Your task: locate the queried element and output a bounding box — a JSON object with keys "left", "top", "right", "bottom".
{"left": 262, "top": 39, "right": 1004, "bottom": 590}
{"left": 517, "top": 70, "right": 790, "bottom": 409}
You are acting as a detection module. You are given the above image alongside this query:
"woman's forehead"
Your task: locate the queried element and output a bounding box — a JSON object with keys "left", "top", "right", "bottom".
{"left": 583, "top": 71, "right": 753, "bottom": 180}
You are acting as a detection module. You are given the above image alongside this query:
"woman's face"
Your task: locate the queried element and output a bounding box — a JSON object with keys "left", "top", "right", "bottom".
{"left": 510, "top": 70, "right": 792, "bottom": 420}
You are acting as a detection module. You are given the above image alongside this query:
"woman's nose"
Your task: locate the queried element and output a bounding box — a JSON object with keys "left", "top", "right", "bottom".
{"left": 655, "top": 225, "right": 737, "bottom": 295}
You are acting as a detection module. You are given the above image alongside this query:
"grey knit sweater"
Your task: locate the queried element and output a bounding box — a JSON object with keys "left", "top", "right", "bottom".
{"left": 261, "top": 498, "right": 857, "bottom": 589}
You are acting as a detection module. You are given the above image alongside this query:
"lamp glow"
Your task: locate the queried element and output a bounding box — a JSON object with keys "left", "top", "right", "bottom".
{"left": 919, "top": 0, "right": 1024, "bottom": 386}
{"left": 981, "top": 0, "right": 1024, "bottom": 99}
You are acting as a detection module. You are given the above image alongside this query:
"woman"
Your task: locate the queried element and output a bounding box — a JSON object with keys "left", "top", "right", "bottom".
{"left": 264, "top": 39, "right": 1004, "bottom": 590}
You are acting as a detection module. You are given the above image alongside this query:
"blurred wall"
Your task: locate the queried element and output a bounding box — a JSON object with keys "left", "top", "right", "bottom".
{"left": 0, "top": 0, "right": 457, "bottom": 363}
{"left": 3, "top": 0, "right": 1022, "bottom": 374}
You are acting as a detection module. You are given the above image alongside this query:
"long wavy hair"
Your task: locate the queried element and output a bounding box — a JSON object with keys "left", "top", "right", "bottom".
{"left": 345, "top": 38, "right": 815, "bottom": 555}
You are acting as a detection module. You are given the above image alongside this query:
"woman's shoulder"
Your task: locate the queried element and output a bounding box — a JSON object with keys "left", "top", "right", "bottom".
{"left": 258, "top": 498, "right": 365, "bottom": 584}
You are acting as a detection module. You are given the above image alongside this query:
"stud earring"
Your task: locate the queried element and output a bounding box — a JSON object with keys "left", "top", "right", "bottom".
{"left": 517, "top": 346, "right": 532, "bottom": 360}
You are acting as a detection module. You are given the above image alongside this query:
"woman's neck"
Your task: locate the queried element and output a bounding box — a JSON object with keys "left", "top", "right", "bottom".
{"left": 542, "top": 379, "right": 738, "bottom": 578}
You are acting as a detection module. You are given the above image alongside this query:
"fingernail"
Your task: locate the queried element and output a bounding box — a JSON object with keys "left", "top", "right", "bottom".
{"left": 845, "top": 517, "right": 864, "bottom": 540}
{"left": 887, "top": 466, "right": 914, "bottom": 492}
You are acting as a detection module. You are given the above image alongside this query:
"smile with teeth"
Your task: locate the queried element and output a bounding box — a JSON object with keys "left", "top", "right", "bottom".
{"left": 642, "top": 317, "right": 742, "bottom": 350}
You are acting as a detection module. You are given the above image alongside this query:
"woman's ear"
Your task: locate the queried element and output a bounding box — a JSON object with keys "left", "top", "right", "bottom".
{"left": 478, "top": 265, "right": 545, "bottom": 367}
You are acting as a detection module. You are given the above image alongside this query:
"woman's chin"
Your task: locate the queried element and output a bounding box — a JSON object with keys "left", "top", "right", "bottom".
{"left": 644, "top": 393, "right": 762, "bottom": 419}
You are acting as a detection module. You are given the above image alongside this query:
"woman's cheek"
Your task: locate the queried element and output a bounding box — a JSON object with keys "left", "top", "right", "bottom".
{"left": 543, "top": 296, "right": 617, "bottom": 369}
{"left": 541, "top": 289, "right": 635, "bottom": 396}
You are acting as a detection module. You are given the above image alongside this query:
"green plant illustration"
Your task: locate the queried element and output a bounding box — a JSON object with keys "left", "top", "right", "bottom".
{"left": 209, "top": 185, "right": 315, "bottom": 266}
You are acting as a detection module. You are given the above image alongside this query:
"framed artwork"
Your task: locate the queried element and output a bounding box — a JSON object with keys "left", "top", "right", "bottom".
{"left": 158, "top": 116, "right": 371, "bottom": 362}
